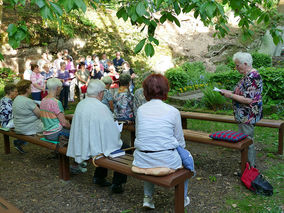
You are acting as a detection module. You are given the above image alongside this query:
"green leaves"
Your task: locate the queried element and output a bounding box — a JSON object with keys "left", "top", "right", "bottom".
{"left": 145, "top": 43, "right": 154, "bottom": 57}
{"left": 7, "top": 23, "right": 29, "bottom": 49}
{"left": 134, "top": 38, "right": 146, "bottom": 54}
{"left": 136, "top": 2, "right": 146, "bottom": 17}
{"left": 0, "top": 52, "right": 4, "bottom": 61}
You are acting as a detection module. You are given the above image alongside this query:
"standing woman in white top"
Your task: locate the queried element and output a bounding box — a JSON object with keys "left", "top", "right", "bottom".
{"left": 133, "top": 74, "right": 190, "bottom": 209}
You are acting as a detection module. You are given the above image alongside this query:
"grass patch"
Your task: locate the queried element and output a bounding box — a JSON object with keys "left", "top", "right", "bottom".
{"left": 222, "top": 163, "right": 284, "bottom": 213}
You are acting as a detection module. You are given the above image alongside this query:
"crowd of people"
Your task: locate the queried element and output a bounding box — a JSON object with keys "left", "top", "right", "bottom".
{"left": 0, "top": 51, "right": 263, "bottom": 210}
{"left": 22, "top": 50, "right": 136, "bottom": 110}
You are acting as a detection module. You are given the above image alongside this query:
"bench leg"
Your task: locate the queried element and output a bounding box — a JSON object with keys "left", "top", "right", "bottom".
{"left": 59, "top": 154, "right": 70, "bottom": 181}
{"left": 3, "top": 135, "right": 10, "bottom": 154}
{"left": 174, "top": 182, "right": 184, "bottom": 213}
{"left": 241, "top": 147, "right": 248, "bottom": 174}
{"left": 278, "top": 127, "right": 283, "bottom": 155}
{"left": 181, "top": 117, "right": 187, "bottom": 129}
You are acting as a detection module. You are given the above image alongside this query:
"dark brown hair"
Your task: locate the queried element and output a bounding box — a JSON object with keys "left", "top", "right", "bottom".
{"left": 143, "top": 74, "right": 169, "bottom": 101}
{"left": 4, "top": 83, "right": 17, "bottom": 95}
{"left": 31, "top": 64, "right": 39, "bottom": 71}
{"left": 16, "top": 80, "right": 32, "bottom": 95}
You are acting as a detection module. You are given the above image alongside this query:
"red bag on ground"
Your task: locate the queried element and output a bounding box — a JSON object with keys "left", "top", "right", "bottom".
{"left": 81, "top": 85, "right": 87, "bottom": 94}
{"left": 241, "top": 162, "right": 260, "bottom": 191}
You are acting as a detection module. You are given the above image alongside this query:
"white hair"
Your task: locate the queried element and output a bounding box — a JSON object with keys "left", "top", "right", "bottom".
{"left": 87, "top": 79, "right": 105, "bottom": 96}
{"left": 233, "top": 52, "right": 253, "bottom": 67}
{"left": 47, "top": 78, "right": 62, "bottom": 91}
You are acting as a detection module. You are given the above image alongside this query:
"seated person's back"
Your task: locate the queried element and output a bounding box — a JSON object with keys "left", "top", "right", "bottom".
{"left": 13, "top": 80, "right": 43, "bottom": 135}
{"left": 40, "top": 78, "right": 70, "bottom": 141}
{"left": 113, "top": 73, "right": 134, "bottom": 121}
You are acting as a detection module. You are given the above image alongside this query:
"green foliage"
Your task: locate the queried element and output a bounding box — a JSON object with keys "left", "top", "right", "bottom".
{"left": 7, "top": 22, "right": 29, "bottom": 49}
{"left": 226, "top": 57, "right": 236, "bottom": 69}
{"left": 165, "top": 67, "right": 189, "bottom": 91}
{"left": 0, "top": 68, "right": 19, "bottom": 98}
{"left": 201, "top": 85, "right": 227, "bottom": 111}
{"left": 2, "top": 0, "right": 283, "bottom": 59}
{"left": 209, "top": 70, "right": 241, "bottom": 91}
{"left": 181, "top": 61, "right": 209, "bottom": 84}
{"left": 209, "top": 67, "right": 284, "bottom": 104}
{"left": 215, "top": 64, "right": 233, "bottom": 73}
{"left": 251, "top": 52, "right": 272, "bottom": 68}
{"left": 226, "top": 53, "right": 272, "bottom": 69}
{"left": 259, "top": 67, "right": 284, "bottom": 103}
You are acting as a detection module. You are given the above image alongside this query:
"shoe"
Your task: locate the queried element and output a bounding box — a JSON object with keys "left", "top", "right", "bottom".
{"left": 143, "top": 195, "right": 155, "bottom": 209}
{"left": 70, "top": 165, "right": 87, "bottom": 174}
{"left": 184, "top": 196, "right": 190, "bottom": 207}
{"left": 111, "top": 184, "right": 124, "bottom": 194}
{"left": 93, "top": 178, "right": 111, "bottom": 187}
{"left": 14, "top": 145, "right": 26, "bottom": 154}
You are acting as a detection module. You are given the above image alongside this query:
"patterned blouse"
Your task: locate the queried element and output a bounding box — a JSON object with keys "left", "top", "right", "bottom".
{"left": 0, "top": 97, "right": 13, "bottom": 127}
{"left": 102, "top": 89, "right": 113, "bottom": 110}
{"left": 233, "top": 70, "right": 263, "bottom": 125}
{"left": 113, "top": 90, "right": 134, "bottom": 121}
{"left": 30, "top": 72, "right": 45, "bottom": 93}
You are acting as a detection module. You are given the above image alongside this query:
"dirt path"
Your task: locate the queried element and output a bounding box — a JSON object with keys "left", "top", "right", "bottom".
{"left": 0, "top": 135, "right": 256, "bottom": 213}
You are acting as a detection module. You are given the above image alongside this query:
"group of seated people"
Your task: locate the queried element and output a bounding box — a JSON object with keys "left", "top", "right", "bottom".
{"left": 0, "top": 73, "right": 193, "bottom": 209}
{"left": 23, "top": 49, "right": 136, "bottom": 110}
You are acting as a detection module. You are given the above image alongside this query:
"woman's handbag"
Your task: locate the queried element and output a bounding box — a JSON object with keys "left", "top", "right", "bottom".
{"left": 241, "top": 162, "right": 260, "bottom": 190}
{"left": 80, "top": 85, "right": 87, "bottom": 94}
{"left": 251, "top": 174, "right": 273, "bottom": 196}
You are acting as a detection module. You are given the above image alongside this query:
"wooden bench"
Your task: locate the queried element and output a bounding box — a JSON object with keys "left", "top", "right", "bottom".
{"left": 93, "top": 154, "right": 193, "bottom": 213}
{"left": 180, "top": 111, "right": 284, "bottom": 155}
{"left": 0, "top": 197, "right": 22, "bottom": 213}
{"left": 0, "top": 129, "right": 70, "bottom": 181}
{"left": 183, "top": 129, "right": 252, "bottom": 174}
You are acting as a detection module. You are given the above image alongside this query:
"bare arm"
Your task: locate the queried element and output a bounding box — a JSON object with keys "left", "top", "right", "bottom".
{"left": 33, "top": 106, "right": 41, "bottom": 118}
{"left": 221, "top": 89, "right": 253, "bottom": 105}
{"left": 109, "top": 100, "right": 114, "bottom": 112}
{"left": 57, "top": 112, "right": 71, "bottom": 129}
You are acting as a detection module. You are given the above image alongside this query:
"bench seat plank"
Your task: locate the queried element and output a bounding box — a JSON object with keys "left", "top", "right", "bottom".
{"left": 181, "top": 111, "right": 284, "bottom": 154}
{"left": 0, "top": 197, "right": 22, "bottom": 213}
{"left": 183, "top": 129, "right": 253, "bottom": 150}
{"left": 95, "top": 154, "right": 192, "bottom": 188}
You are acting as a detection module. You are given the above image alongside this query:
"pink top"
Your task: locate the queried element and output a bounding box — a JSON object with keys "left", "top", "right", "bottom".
{"left": 30, "top": 72, "right": 44, "bottom": 93}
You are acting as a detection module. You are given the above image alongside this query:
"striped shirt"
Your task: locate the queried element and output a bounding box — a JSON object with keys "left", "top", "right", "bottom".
{"left": 40, "top": 97, "right": 64, "bottom": 135}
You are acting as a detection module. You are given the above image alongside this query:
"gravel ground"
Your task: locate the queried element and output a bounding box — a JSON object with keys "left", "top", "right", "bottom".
{"left": 0, "top": 136, "right": 256, "bottom": 213}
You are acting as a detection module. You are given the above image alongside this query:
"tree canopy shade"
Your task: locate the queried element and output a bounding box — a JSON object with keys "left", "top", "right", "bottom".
{"left": 1, "top": 0, "right": 283, "bottom": 59}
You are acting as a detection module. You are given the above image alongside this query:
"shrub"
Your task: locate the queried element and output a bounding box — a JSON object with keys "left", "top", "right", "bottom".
{"left": 226, "top": 53, "right": 272, "bottom": 69}
{"left": 0, "top": 68, "right": 18, "bottom": 98}
{"left": 165, "top": 67, "right": 189, "bottom": 91}
{"left": 209, "top": 67, "right": 284, "bottom": 104}
{"left": 201, "top": 85, "right": 227, "bottom": 111}
{"left": 258, "top": 67, "right": 284, "bottom": 103}
{"left": 252, "top": 52, "right": 272, "bottom": 68}
{"left": 215, "top": 64, "right": 233, "bottom": 73}
{"left": 181, "top": 61, "right": 209, "bottom": 84}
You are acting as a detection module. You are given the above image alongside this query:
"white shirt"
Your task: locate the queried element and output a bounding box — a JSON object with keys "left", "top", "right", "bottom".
{"left": 133, "top": 99, "right": 185, "bottom": 169}
{"left": 67, "top": 97, "right": 122, "bottom": 163}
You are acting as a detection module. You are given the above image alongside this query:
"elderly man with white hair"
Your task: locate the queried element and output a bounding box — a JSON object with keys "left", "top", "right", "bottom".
{"left": 40, "top": 78, "right": 70, "bottom": 141}
{"left": 67, "top": 79, "right": 128, "bottom": 193}
{"left": 221, "top": 52, "right": 263, "bottom": 168}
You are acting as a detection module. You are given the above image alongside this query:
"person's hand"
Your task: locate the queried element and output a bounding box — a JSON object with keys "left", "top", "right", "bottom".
{"left": 220, "top": 89, "right": 233, "bottom": 98}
